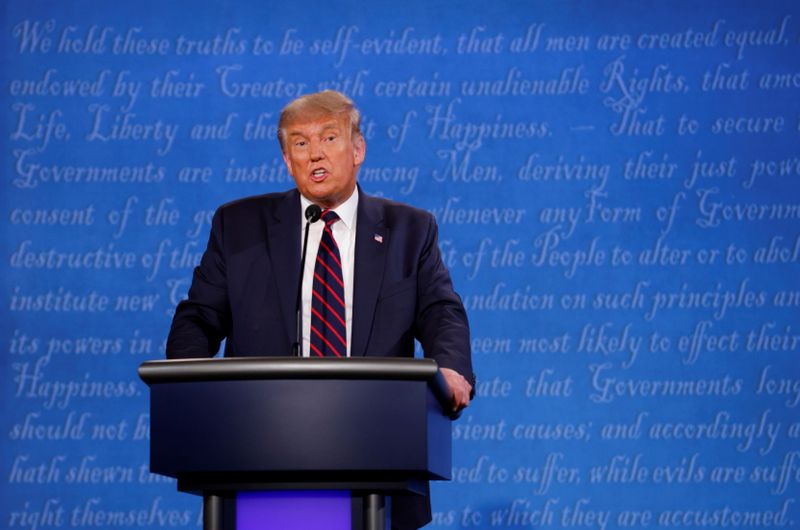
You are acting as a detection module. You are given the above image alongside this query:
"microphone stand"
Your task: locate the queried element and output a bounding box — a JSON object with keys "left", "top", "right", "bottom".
{"left": 293, "top": 205, "right": 322, "bottom": 356}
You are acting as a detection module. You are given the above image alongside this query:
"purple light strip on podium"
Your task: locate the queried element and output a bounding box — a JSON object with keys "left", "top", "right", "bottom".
{"left": 237, "top": 491, "right": 351, "bottom": 530}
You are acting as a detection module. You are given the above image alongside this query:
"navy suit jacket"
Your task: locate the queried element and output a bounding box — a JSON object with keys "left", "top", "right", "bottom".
{"left": 167, "top": 187, "right": 473, "bottom": 528}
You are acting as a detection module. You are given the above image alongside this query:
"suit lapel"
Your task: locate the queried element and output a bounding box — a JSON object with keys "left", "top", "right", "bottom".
{"left": 352, "top": 191, "right": 387, "bottom": 357}
{"left": 265, "top": 189, "right": 301, "bottom": 345}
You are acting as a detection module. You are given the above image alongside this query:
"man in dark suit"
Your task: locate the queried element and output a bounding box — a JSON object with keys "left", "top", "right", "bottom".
{"left": 166, "top": 90, "right": 473, "bottom": 529}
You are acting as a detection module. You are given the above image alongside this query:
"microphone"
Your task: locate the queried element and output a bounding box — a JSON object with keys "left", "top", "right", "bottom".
{"left": 293, "top": 204, "right": 323, "bottom": 356}
{"left": 305, "top": 204, "right": 322, "bottom": 223}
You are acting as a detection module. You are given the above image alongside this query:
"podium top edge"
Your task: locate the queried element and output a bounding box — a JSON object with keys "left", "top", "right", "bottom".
{"left": 138, "top": 357, "right": 440, "bottom": 385}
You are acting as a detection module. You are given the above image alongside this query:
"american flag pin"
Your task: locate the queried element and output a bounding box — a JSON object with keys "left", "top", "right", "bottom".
{"left": 374, "top": 234, "right": 384, "bottom": 243}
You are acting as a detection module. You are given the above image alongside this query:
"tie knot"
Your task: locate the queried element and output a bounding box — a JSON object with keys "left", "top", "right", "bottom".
{"left": 321, "top": 210, "right": 340, "bottom": 226}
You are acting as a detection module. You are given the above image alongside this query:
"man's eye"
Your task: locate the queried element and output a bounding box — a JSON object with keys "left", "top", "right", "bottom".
{"left": 295, "top": 140, "right": 307, "bottom": 147}
{"left": 325, "top": 135, "right": 337, "bottom": 142}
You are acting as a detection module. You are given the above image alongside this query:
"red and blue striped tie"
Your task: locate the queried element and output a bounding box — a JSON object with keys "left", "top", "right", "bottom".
{"left": 310, "top": 210, "right": 347, "bottom": 357}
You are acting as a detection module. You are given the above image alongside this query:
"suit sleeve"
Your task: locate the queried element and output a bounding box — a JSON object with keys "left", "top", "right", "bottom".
{"left": 414, "top": 213, "right": 475, "bottom": 389}
{"left": 166, "top": 207, "right": 231, "bottom": 358}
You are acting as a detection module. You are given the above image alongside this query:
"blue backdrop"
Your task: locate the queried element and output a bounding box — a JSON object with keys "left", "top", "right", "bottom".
{"left": 2, "top": 1, "right": 799, "bottom": 528}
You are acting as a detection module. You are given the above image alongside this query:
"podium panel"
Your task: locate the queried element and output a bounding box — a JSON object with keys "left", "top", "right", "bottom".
{"left": 238, "top": 491, "right": 350, "bottom": 530}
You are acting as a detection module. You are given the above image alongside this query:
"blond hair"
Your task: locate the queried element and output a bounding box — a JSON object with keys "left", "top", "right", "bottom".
{"left": 278, "top": 90, "right": 362, "bottom": 152}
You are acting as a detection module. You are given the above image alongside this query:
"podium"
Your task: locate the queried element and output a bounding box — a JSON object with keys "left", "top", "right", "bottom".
{"left": 138, "top": 357, "right": 454, "bottom": 530}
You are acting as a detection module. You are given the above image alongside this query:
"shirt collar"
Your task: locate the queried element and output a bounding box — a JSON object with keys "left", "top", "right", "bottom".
{"left": 299, "top": 186, "right": 359, "bottom": 230}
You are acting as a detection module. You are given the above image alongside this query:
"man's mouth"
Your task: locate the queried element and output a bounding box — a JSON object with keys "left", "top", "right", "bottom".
{"left": 310, "top": 168, "right": 328, "bottom": 182}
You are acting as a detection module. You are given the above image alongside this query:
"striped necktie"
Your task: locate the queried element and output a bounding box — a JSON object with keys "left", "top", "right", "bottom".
{"left": 310, "top": 210, "right": 347, "bottom": 357}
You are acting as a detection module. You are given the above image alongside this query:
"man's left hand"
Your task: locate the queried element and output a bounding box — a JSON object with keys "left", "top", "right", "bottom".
{"left": 440, "top": 367, "right": 472, "bottom": 413}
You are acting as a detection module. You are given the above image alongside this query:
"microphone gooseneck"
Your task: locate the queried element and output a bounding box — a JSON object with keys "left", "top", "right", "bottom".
{"left": 293, "top": 204, "right": 323, "bottom": 356}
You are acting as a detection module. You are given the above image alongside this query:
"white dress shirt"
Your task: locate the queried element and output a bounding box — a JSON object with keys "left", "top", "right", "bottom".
{"left": 299, "top": 188, "right": 358, "bottom": 357}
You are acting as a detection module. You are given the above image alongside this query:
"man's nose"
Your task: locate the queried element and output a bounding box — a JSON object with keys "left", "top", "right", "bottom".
{"left": 309, "top": 140, "right": 325, "bottom": 161}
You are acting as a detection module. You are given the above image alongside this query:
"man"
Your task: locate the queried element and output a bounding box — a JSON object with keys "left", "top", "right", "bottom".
{"left": 167, "top": 90, "right": 474, "bottom": 529}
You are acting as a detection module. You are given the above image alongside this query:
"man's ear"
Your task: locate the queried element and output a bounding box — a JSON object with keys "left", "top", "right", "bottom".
{"left": 282, "top": 150, "right": 293, "bottom": 175}
{"left": 353, "top": 134, "right": 366, "bottom": 165}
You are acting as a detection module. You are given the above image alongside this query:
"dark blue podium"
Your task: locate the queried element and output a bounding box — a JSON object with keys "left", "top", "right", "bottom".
{"left": 138, "top": 357, "right": 453, "bottom": 530}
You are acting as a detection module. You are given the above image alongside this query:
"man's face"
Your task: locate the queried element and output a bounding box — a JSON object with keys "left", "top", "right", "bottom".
{"left": 282, "top": 113, "right": 365, "bottom": 209}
